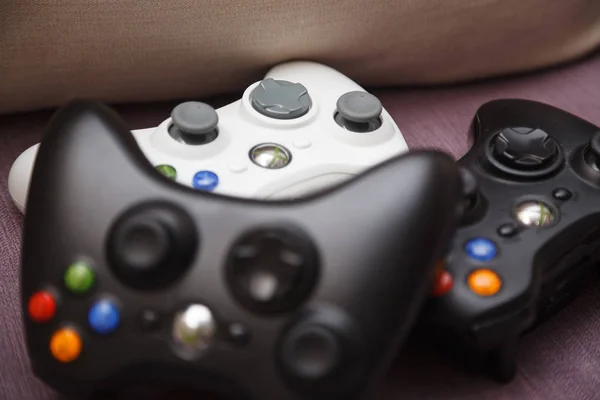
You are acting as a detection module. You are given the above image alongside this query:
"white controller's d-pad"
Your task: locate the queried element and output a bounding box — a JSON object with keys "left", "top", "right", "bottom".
{"left": 8, "top": 62, "right": 409, "bottom": 213}
{"left": 250, "top": 78, "right": 312, "bottom": 120}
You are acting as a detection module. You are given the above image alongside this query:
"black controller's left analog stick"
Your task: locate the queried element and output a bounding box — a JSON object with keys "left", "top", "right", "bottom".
{"left": 107, "top": 202, "right": 198, "bottom": 290}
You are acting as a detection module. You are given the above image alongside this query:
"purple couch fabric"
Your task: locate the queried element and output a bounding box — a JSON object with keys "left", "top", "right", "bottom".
{"left": 1, "top": 53, "right": 599, "bottom": 400}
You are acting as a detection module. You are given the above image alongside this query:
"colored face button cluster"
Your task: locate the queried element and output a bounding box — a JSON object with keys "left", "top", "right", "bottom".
{"left": 33, "top": 259, "right": 123, "bottom": 364}
{"left": 64, "top": 261, "right": 95, "bottom": 294}
{"left": 50, "top": 327, "right": 82, "bottom": 363}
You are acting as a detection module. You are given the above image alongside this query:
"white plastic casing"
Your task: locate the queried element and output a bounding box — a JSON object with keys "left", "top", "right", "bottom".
{"left": 8, "top": 61, "right": 409, "bottom": 213}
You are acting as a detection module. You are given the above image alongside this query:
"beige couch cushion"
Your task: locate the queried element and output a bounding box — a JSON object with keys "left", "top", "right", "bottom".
{"left": 1, "top": 0, "right": 599, "bottom": 114}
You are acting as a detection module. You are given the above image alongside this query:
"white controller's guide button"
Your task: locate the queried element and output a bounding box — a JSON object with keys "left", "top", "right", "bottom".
{"left": 250, "top": 144, "right": 292, "bottom": 169}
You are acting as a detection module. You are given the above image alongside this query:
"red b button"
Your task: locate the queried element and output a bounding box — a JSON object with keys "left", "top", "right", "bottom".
{"left": 28, "top": 291, "right": 57, "bottom": 323}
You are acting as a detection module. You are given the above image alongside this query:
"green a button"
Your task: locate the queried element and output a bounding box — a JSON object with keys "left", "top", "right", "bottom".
{"left": 155, "top": 165, "right": 177, "bottom": 180}
{"left": 64, "top": 261, "right": 95, "bottom": 294}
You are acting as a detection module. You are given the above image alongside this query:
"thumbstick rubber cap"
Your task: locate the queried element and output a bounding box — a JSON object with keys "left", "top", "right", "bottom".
{"left": 280, "top": 324, "right": 342, "bottom": 381}
{"left": 107, "top": 202, "right": 197, "bottom": 290}
{"left": 590, "top": 131, "right": 600, "bottom": 158}
{"left": 336, "top": 91, "right": 382, "bottom": 123}
{"left": 459, "top": 167, "right": 478, "bottom": 199}
{"left": 113, "top": 218, "right": 171, "bottom": 273}
{"left": 171, "top": 101, "right": 219, "bottom": 135}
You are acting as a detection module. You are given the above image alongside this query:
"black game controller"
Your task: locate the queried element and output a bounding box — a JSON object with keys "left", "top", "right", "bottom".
{"left": 20, "top": 100, "right": 462, "bottom": 400}
{"left": 422, "top": 99, "right": 600, "bottom": 382}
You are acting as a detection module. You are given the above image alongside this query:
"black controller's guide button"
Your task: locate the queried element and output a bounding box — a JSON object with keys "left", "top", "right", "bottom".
{"left": 513, "top": 200, "right": 557, "bottom": 228}
{"left": 485, "top": 127, "right": 564, "bottom": 178}
{"left": 226, "top": 226, "right": 319, "bottom": 314}
{"left": 107, "top": 201, "right": 198, "bottom": 290}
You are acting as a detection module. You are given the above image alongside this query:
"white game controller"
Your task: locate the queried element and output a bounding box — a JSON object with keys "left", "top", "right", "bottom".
{"left": 8, "top": 61, "right": 409, "bottom": 213}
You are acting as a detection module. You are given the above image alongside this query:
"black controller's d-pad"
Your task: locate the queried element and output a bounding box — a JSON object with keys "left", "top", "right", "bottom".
{"left": 495, "top": 127, "right": 556, "bottom": 166}
{"left": 226, "top": 226, "right": 319, "bottom": 314}
{"left": 485, "top": 127, "right": 564, "bottom": 178}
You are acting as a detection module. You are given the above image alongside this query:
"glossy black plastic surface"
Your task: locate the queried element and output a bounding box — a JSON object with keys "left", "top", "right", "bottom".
{"left": 421, "top": 99, "right": 600, "bottom": 382}
{"left": 20, "top": 100, "right": 462, "bottom": 400}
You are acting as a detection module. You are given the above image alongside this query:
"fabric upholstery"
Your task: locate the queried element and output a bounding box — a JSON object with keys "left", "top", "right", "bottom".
{"left": 0, "top": 53, "right": 599, "bottom": 399}
{"left": 1, "top": 0, "right": 600, "bottom": 115}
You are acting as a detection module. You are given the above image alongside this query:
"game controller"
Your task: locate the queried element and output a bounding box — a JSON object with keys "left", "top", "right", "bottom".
{"left": 8, "top": 61, "right": 408, "bottom": 213}
{"left": 20, "top": 99, "right": 461, "bottom": 399}
{"left": 421, "top": 99, "right": 600, "bottom": 382}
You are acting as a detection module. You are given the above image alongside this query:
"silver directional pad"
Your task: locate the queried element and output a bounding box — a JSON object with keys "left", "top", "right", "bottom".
{"left": 250, "top": 78, "right": 312, "bottom": 120}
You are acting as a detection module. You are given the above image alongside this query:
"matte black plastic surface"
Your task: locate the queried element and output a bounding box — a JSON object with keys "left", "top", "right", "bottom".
{"left": 421, "top": 99, "right": 600, "bottom": 382}
{"left": 20, "top": 100, "right": 462, "bottom": 400}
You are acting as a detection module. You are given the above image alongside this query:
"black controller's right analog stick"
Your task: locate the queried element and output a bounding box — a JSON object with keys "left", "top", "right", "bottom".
{"left": 168, "top": 101, "right": 219, "bottom": 145}
{"left": 485, "top": 127, "right": 564, "bottom": 178}
{"left": 584, "top": 131, "right": 600, "bottom": 171}
{"left": 278, "top": 308, "right": 361, "bottom": 396}
{"left": 107, "top": 202, "right": 198, "bottom": 290}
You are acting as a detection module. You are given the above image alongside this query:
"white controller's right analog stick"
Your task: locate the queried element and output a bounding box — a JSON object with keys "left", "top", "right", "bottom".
{"left": 335, "top": 91, "right": 383, "bottom": 132}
